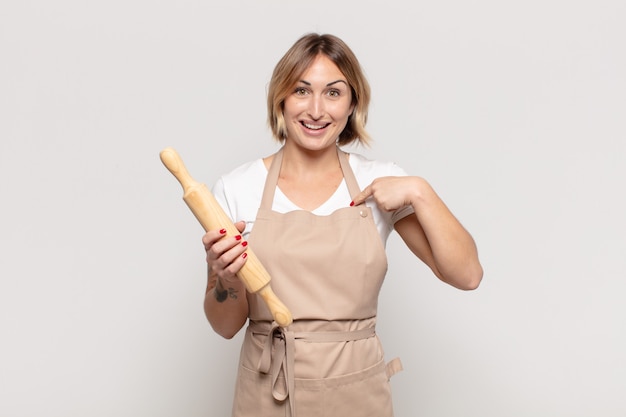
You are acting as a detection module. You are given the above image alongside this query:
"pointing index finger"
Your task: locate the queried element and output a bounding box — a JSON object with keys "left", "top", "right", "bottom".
{"left": 350, "top": 184, "right": 373, "bottom": 207}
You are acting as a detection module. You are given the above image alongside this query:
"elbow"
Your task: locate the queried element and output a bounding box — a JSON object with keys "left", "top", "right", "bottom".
{"left": 207, "top": 316, "right": 245, "bottom": 340}
{"left": 214, "top": 326, "right": 240, "bottom": 340}
{"left": 437, "top": 262, "right": 483, "bottom": 291}
{"left": 460, "top": 275, "right": 482, "bottom": 291}
{"left": 204, "top": 306, "right": 247, "bottom": 340}
{"left": 458, "top": 264, "right": 483, "bottom": 291}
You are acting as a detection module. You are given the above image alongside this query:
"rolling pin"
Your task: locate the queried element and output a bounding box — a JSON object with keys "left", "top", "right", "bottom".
{"left": 160, "top": 147, "right": 293, "bottom": 327}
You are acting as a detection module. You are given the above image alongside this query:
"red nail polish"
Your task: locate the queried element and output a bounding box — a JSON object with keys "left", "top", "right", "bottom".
{"left": 235, "top": 235, "right": 242, "bottom": 241}
{"left": 219, "top": 228, "right": 227, "bottom": 234}
{"left": 242, "top": 241, "right": 248, "bottom": 247}
{"left": 350, "top": 201, "right": 355, "bottom": 207}
{"left": 242, "top": 253, "right": 248, "bottom": 259}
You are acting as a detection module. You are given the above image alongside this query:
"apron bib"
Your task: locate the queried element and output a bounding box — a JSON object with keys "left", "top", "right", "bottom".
{"left": 231, "top": 147, "right": 401, "bottom": 417}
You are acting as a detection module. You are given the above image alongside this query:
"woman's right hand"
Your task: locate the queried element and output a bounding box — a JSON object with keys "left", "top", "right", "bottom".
{"left": 202, "top": 221, "right": 248, "bottom": 282}
{"left": 203, "top": 220, "right": 249, "bottom": 339}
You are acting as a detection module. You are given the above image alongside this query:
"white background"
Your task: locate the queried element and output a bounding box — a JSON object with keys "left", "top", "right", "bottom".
{"left": 1, "top": 1, "right": 625, "bottom": 416}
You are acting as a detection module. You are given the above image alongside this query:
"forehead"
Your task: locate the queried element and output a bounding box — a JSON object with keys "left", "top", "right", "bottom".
{"left": 299, "top": 54, "right": 347, "bottom": 82}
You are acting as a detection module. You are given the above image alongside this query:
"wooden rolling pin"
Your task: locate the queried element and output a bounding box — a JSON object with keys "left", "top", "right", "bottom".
{"left": 160, "top": 147, "right": 293, "bottom": 327}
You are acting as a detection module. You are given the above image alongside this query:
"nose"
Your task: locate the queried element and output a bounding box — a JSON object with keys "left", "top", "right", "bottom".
{"left": 307, "top": 95, "right": 325, "bottom": 120}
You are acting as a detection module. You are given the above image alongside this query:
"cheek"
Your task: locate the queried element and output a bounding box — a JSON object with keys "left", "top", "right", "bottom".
{"left": 283, "top": 99, "right": 303, "bottom": 118}
{"left": 331, "top": 103, "right": 354, "bottom": 121}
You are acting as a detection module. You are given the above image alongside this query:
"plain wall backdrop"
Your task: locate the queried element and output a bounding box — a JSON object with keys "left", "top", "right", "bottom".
{"left": 1, "top": 1, "right": 625, "bottom": 416}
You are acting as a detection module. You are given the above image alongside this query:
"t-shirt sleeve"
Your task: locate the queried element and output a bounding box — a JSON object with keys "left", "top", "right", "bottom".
{"left": 387, "top": 162, "right": 415, "bottom": 224}
{"left": 211, "top": 177, "right": 236, "bottom": 224}
{"left": 210, "top": 159, "right": 263, "bottom": 238}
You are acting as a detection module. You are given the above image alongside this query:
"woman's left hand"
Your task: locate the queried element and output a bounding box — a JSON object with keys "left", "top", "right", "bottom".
{"left": 351, "top": 176, "right": 419, "bottom": 211}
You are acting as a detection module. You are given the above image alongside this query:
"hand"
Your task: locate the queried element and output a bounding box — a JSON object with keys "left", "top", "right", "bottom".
{"left": 201, "top": 221, "right": 248, "bottom": 282}
{"left": 351, "top": 176, "right": 420, "bottom": 211}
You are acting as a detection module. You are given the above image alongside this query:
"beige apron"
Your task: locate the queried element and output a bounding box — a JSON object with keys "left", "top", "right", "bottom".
{"left": 232, "top": 147, "right": 402, "bottom": 417}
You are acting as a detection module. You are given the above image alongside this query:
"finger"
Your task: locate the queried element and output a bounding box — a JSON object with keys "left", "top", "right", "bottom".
{"left": 350, "top": 184, "right": 373, "bottom": 206}
{"left": 221, "top": 249, "right": 249, "bottom": 278}
{"left": 202, "top": 228, "right": 228, "bottom": 249}
{"left": 234, "top": 220, "right": 246, "bottom": 233}
{"left": 208, "top": 233, "right": 245, "bottom": 260}
{"left": 216, "top": 240, "right": 249, "bottom": 279}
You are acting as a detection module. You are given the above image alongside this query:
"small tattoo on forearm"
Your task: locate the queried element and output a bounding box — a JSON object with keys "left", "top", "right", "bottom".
{"left": 214, "top": 279, "right": 238, "bottom": 303}
{"left": 215, "top": 286, "right": 228, "bottom": 302}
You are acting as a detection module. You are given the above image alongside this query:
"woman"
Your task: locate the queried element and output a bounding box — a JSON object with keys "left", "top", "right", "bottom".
{"left": 202, "top": 33, "right": 482, "bottom": 417}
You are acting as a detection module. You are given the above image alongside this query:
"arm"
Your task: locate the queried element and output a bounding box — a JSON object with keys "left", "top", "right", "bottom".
{"left": 202, "top": 221, "right": 250, "bottom": 339}
{"left": 351, "top": 176, "right": 483, "bottom": 290}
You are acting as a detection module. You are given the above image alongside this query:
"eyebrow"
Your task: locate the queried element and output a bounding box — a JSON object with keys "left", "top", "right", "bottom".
{"left": 298, "top": 79, "right": 349, "bottom": 87}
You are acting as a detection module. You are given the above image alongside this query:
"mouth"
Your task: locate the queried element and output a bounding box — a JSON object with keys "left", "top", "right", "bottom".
{"left": 301, "top": 121, "right": 330, "bottom": 131}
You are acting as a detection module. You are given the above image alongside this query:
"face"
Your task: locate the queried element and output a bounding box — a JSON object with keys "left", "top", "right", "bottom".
{"left": 282, "top": 54, "right": 354, "bottom": 152}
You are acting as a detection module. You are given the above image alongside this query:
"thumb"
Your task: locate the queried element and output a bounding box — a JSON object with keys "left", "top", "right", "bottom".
{"left": 234, "top": 220, "right": 246, "bottom": 234}
{"left": 350, "top": 185, "right": 372, "bottom": 207}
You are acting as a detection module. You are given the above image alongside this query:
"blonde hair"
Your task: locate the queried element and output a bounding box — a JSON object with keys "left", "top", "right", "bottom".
{"left": 267, "top": 33, "right": 371, "bottom": 146}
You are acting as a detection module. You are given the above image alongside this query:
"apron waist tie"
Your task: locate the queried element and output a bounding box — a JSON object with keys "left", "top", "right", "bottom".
{"left": 251, "top": 321, "right": 376, "bottom": 417}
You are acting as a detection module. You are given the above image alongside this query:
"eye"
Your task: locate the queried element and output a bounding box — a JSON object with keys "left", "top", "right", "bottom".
{"left": 294, "top": 87, "right": 308, "bottom": 96}
{"left": 327, "top": 89, "right": 341, "bottom": 97}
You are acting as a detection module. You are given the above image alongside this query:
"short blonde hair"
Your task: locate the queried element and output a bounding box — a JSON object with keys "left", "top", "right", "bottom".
{"left": 267, "top": 33, "right": 371, "bottom": 146}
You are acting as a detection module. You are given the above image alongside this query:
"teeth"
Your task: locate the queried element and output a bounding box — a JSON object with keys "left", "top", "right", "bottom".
{"left": 304, "top": 122, "right": 326, "bottom": 130}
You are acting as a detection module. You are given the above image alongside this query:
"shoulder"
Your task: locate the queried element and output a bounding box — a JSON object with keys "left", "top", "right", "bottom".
{"left": 210, "top": 158, "right": 266, "bottom": 231}
{"left": 211, "top": 158, "right": 266, "bottom": 219}
{"left": 213, "top": 158, "right": 266, "bottom": 193}
{"left": 220, "top": 158, "right": 266, "bottom": 183}
{"left": 346, "top": 152, "right": 410, "bottom": 183}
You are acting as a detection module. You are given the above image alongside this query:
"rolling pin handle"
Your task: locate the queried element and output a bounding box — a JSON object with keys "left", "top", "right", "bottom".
{"left": 160, "top": 147, "right": 195, "bottom": 191}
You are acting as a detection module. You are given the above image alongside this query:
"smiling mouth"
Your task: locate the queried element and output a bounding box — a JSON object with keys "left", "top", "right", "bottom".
{"left": 302, "top": 121, "right": 329, "bottom": 130}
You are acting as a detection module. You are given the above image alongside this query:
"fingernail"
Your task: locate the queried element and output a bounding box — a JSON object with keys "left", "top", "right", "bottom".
{"left": 242, "top": 253, "right": 248, "bottom": 259}
{"left": 349, "top": 201, "right": 355, "bottom": 207}
{"left": 219, "top": 228, "right": 226, "bottom": 234}
{"left": 235, "top": 235, "right": 242, "bottom": 241}
{"left": 242, "top": 241, "right": 248, "bottom": 247}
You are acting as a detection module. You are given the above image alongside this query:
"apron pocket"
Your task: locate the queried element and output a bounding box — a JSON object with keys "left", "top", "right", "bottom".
{"left": 233, "top": 359, "right": 395, "bottom": 417}
{"left": 293, "top": 359, "right": 394, "bottom": 417}
{"left": 232, "top": 365, "right": 288, "bottom": 417}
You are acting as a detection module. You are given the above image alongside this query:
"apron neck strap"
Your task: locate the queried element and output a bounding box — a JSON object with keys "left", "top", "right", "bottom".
{"left": 338, "top": 148, "right": 362, "bottom": 200}
{"left": 260, "top": 147, "right": 283, "bottom": 210}
{"left": 260, "top": 146, "right": 362, "bottom": 210}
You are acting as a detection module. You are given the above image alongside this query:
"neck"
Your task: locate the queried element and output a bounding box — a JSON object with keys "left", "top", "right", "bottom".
{"left": 280, "top": 142, "right": 340, "bottom": 178}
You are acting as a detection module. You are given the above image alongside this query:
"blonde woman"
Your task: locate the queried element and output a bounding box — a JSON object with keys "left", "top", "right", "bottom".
{"left": 202, "top": 33, "right": 483, "bottom": 417}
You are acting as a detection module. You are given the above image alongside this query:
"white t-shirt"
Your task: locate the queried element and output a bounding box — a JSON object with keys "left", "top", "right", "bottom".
{"left": 212, "top": 152, "right": 414, "bottom": 246}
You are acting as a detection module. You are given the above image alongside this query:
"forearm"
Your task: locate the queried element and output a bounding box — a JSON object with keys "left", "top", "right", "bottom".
{"left": 204, "top": 267, "right": 249, "bottom": 339}
{"left": 408, "top": 178, "right": 483, "bottom": 289}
